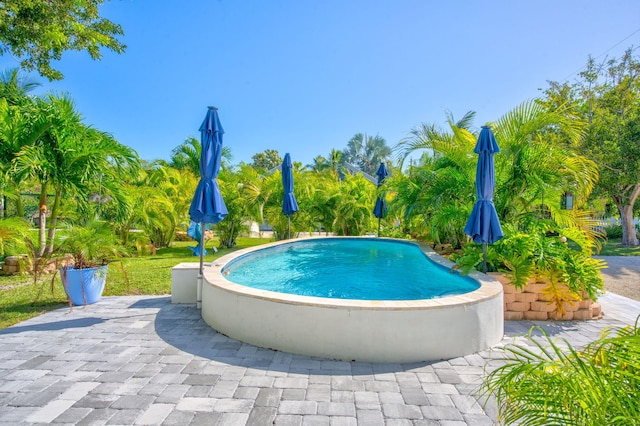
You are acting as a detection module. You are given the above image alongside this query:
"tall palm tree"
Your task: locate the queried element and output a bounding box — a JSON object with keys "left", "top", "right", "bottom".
{"left": 14, "top": 93, "right": 139, "bottom": 255}
{"left": 342, "top": 133, "right": 392, "bottom": 176}
{"left": 0, "top": 96, "right": 51, "bottom": 218}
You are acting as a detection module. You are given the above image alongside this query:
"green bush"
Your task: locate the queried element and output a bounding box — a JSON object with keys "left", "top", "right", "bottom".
{"left": 603, "top": 223, "right": 624, "bottom": 239}
{"left": 482, "top": 318, "right": 640, "bottom": 425}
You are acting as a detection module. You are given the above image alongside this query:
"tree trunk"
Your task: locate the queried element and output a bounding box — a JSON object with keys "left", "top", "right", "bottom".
{"left": 37, "top": 184, "right": 47, "bottom": 257}
{"left": 616, "top": 183, "right": 640, "bottom": 247}
{"left": 15, "top": 193, "right": 24, "bottom": 218}
{"left": 45, "top": 188, "right": 62, "bottom": 255}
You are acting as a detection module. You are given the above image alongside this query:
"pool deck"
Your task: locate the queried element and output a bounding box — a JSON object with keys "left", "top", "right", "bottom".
{"left": 0, "top": 292, "right": 638, "bottom": 425}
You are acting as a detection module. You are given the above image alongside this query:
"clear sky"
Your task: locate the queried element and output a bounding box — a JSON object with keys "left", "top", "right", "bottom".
{"left": 3, "top": 0, "right": 640, "bottom": 166}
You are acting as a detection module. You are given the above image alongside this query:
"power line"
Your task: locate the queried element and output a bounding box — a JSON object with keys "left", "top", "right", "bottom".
{"left": 561, "top": 27, "right": 640, "bottom": 81}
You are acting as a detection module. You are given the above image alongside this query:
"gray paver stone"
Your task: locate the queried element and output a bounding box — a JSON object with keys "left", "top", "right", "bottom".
{"left": 435, "top": 369, "right": 463, "bottom": 384}
{"left": 401, "top": 388, "right": 429, "bottom": 405}
{"left": 8, "top": 390, "right": 59, "bottom": 407}
{"left": 154, "top": 384, "right": 190, "bottom": 404}
{"left": 51, "top": 407, "right": 92, "bottom": 423}
{"left": 255, "top": 387, "right": 282, "bottom": 407}
{"left": 330, "top": 391, "right": 354, "bottom": 403}
{"left": 175, "top": 397, "right": 216, "bottom": 411}
{"left": 355, "top": 409, "right": 385, "bottom": 426}
{"left": 234, "top": 386, "right": 260, "bottom": 399}
{"left": 317, "top": 401, "right": 356, "bottom": 416}
{"left": 106, "top": 408, "right": 144, "bottom": 425}
{"left": 330, "top": 417, "right": 357, "bottom": 426}
{"left": 421, "top": 405, "right": 465, "bottom": 421}
{"left": 209, "top": 379, "right": 239, "bottom": 398}
{"left": 111, "top": 394, "right": 155, "bottom": 410}
{"left": 279, "top": 400, "right": 318, "bottom": 415}
{"left": 214, "top": 398, "right": 254, "bottom": 413}
{"left": 134, "top": 403, "right": 174, "bottom": 425}
{"left": 161, "top": 410, "right": 195, "bottom": 426}
{"left": 381, "top": 403, "right": 422, "bottom": 419}
{"left": 282, "top": 388, "right": 306, "bottom": 401}
{"left": 190, "top": 411, "right": 223, "bottom": 426}
{"left": 73, "top": 393, "right": 119, "bottom": 409}
{"left": 302, "top": 414, "right": 330, "bottom": 425}
{"left": 426, "top": 393, "right": 455, "bottom": 407}
{"left": 247, "top": 406, "right": 277, "bottom": 425}
{"left": 273, "top": 414, "right": 303, "bottom": 425}
{"left": 76, "top": 408, "right": 118, "bottom": 425}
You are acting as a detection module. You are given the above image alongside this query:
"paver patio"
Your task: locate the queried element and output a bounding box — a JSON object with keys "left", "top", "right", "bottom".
{"left": 0, "top": 292, "right": 638, "bottom": 425}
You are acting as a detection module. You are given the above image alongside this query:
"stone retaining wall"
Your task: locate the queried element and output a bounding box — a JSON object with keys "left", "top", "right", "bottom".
{"left": 488, "top": 272, "right": 602, "bottom": 321}
{"left": 1, "top": 255, "right": 74, "bottom": 275}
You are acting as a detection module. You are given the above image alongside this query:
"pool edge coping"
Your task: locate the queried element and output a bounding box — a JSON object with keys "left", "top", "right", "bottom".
{"left": 204, "top": 236, "right": 503, "bottom": 311}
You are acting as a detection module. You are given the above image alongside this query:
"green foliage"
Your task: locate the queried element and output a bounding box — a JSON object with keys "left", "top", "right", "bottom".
{"left": 251, "top": 149, "right": 282, "bottom": 171}
{"left": 454, "top": 221, "right": 605, "bottom": 307}
{"left": 603, "top": 223, "right": 624, "bottom": 239}
{"left": 0, "top": 217, "right": 30, "bottom": 257}
{"left": 544, "top": 48, "right": 640, "bottom": 246}
{"left": 58, "top": 221, "right": 129, "bottom": 269}
{"left": 341, "top": 133, "right": 392, "bottom": 176}
{"left": 482, "top": 319, "right": 640, "bottom": 425}
{"left": 0, "top": 0, "right": 126, "bottom": 80}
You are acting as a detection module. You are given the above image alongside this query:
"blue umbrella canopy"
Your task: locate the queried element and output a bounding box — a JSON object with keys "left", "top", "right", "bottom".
{"left": 373, "top": 162, "right": 389, "bottom": 219}
{"left": 282, "top": 153, "right": 299, "bottom": 217}
{"left": 189, "top": 107, "right": 228, "bottom": 224}
{"left": 464, "top": 126, "right": 504, "bottom": 246}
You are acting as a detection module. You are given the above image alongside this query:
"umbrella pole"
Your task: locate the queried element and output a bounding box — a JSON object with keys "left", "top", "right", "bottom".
{"left": 482, "top": 243, "right": 488, "bottom": 273}
{"left": 197, "top": 221, "right": 204, "bottom": 309}
{"left": 377, "top": 218, "right": 381, "bottom": 237}
{"left": 288, "top": 216, "right": 291, "bottom": 239}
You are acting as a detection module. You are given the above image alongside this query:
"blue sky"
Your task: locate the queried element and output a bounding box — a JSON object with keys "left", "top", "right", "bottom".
{"left": 3, "top": 0, "right": 640, "bottom": 166}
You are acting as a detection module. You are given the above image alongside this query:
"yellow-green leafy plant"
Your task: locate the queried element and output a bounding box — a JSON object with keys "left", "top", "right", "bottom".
{"left": 482, "top": 318, "right": 640, "bottom": 425}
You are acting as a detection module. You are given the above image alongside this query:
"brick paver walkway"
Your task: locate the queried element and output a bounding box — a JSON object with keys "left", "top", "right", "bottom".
{"left": 1, "top": 292, "right": 638, "bottom": 425}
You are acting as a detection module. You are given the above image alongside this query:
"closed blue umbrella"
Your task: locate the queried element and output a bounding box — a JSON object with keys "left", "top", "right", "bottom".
{"left": 373, "top": 162, "right": 389, "bottom": 237}
{"left": 464, "top": 126, "right": 504, "bottom": 272}
{"left": 189, "top": 106, "right": 228, "bottom": 308}
{"left": 282, "top": 153, "right": 298, "bottom": 239}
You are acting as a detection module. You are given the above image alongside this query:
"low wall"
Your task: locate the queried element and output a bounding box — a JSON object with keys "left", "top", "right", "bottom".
{"left": 171, "top": 262, "right": 199, "bottom": 303}
{"left": 488, "top": 273, "right": 602, "bottom": 321}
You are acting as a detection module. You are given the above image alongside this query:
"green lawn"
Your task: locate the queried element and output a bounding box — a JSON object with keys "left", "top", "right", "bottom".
{"left": 0, "top": 237, "right": 272, "bottom": 329}
{"left": 598, "top": 238, "right": 640, "bottom": 256}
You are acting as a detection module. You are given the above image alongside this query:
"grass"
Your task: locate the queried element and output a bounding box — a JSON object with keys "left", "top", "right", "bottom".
{"left": 598, "top": 238, "right": 640, "bottom": 256}
{"left": 0, "top": 237, "right": 272, "bottom": 330}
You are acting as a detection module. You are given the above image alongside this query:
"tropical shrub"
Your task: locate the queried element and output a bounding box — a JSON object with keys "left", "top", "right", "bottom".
{"left": 454, "top": 220, "right": 605, "bottom": 312}
{"left": 482, "top": 318, "right": 640, "bottom": 425}
{"left": 603, "top": 223, "right": 624, "bottom": 239}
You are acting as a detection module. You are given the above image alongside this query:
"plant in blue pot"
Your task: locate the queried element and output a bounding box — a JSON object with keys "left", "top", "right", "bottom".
{"left": 58, "top": 221, "right": 128, "bottom": 306}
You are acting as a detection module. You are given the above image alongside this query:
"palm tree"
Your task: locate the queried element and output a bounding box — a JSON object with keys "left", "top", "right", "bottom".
{"left": 0, "top": 96, "right": 51, "bottom": 218}
{"left": 342, "top": 133, "right": 392, "bottom": 176}
{"left": 14, "top": 93, "right": 139, "bottom": 255}
{"left": 308, "top": 155, "right": 330, "bottom": 172}
{"left": 169, "top": 136, "right": 233, "bottom": 175}
{"left": 391, "top": 102, "right": 599, "bottom": 246}
{"left": 0, "top": 68, "right": 40, "bottom": 106}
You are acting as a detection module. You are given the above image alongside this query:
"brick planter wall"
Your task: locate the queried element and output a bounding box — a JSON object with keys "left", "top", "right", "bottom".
{"left": 1, "top": 254, "right": 74, "bottom": 275}
{"left": 488, "top": 272, "right": 602, "bottom": 321}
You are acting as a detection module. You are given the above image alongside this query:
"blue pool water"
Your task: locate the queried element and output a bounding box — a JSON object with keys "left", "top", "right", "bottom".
{"left": 222, "top": 238, "right": 479, "bottom": 300}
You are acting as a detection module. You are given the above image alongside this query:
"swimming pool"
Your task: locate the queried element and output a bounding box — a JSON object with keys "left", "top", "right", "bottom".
{"left": 201, "top": 237, "right": 503, "bottom": 362}
{"left": 222, "top": 238, "right": 479, "bottom": 300}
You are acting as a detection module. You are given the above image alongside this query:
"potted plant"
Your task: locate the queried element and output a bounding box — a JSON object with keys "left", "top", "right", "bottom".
{"left": 58, "top": 221, "right": 128, "bottom": 306}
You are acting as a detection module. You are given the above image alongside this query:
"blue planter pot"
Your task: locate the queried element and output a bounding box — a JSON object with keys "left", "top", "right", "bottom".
{"left": 60, "top": 265, "right": 108, "bottom": 305}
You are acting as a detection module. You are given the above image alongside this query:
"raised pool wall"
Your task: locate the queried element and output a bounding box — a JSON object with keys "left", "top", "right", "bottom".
{"left": 201, "top": 237, "right": 504, "bottom": 363}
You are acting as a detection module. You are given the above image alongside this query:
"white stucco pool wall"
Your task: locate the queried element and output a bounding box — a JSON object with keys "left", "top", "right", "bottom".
{"left": 201, "top": 237, "right": 504, "bottom": 363}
